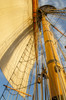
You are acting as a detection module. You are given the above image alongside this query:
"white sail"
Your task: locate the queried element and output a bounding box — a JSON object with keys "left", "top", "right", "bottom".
{"left": 0, "top": 0, "right": 35, "bottom": 97}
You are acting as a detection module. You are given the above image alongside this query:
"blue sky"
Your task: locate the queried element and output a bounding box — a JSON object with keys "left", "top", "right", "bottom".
{"left": 0, "top": 0, "right": 66, "bottom": 100}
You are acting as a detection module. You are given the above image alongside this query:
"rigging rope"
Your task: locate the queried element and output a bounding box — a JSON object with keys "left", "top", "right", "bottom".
{"left": 50, "top": 24, "right": 66, "bottom": 37}
{"left": 46, "top": 17, "right": 66, "bottom": 60}
{"left": 0, "top": 34, "right": 35, "bottom": 99}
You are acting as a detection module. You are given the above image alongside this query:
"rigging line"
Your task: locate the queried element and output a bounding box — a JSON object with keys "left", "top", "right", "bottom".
{"left": 10, "top": 78, "right": 30, "bottom": 87}
{"left": 50, "top": 15, "right": 66, "bottom": 20}
{"left": 37, "top": 31, "right": 40, "bottom": 73}
{"left": 44, "top": 79, "right": 46, "bottom": 100}
{"left": 53, "top": 33, "right": 66, "bottom": 61}
{"left": 46, "top": 16, "right": 66, "bottom": 39}
{"left": 49, "top": 13, "right": 66, "bottom": 18}
{"left": 32, "top": 74, "right": 37, "bottom": 100}
{"left": 41, "top": 53, "right": 44, "bottom": 100}
{"left": 27, "top": 65, "right": 35, "bottom": 100}
{"left": 7, "top": 89, "right": 11, "bottom": 100}
{"left": 2, "top": 95, "right": 6, "bottom": 100}
{"left": 4, "top": 82, "right": 36, "bottom": 100}
{"left": 17, "top": 39, "right": 34, "bottom": 92}
{"left": 44, "top": 79, "right": 49, "bottom": 100}
{"left": 10, "top": 37, "right": 33, "bottom": 76}
{"left": 57, "top": 45, "right": 64, "bottom": 67}
{"left": 10, "top": 90, "right": 15, "bottom": 100}
{"left": 39, "top": 31, "right": 44, "bottom": 100}
{"left": 38, "top": 30, "right": 47, "bottom": 68}
{"left": 46, "top": 15, "right": 65, "bottom": 30}
{"left": 46, "top": 78, "right": 51, "bottom": 99}
{"left": 56, "top": 41, "right": 66, "bottom": 63}
{"left": 6, "top": 89, "right": 18, "bottom": 96}
{"left": 50, "top": 23, "right": 66, "bottom": 37}
{"left": 6, "top": 82, "right": 36, "bottom": 95}
{"left": 47, "top": 13, "right": 65, "bottom": 26}
{"left": 46, "top": 11, "right": 66, "bottom": 14}
{"left": 57, "top": 31, "right": 66, "bottom": 41}
{"left": 0, "top": 36, "right": 33, "bottom": 100}
{"left": 46, "top": 17, "right": 66, "bottom": 51}
{"left": 9, "top": 35, "right": 34, "bottom": 81}
{"left": 50, "top": 8, "right": 66, "bottom": 11}
{"left": 3, "top": 85, "right": 32, "bottom": 97}
{"left": 49, "top": 22, "right": 66, "bottom": 42}
{"left": 15, "top": 93, "right": 19, "bottom": 100}
{"left": 47, "top": 12, "right": 66, "bottom": 56}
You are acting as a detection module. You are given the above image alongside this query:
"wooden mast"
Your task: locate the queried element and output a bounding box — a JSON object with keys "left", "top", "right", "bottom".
{"left": 32, "top": 0, "right": 39, "bottom": 100}
{"left": 42, "top": 15, "right": 66, "bottom": 100}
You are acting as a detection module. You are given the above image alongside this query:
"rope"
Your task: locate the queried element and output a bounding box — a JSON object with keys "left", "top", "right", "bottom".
{"left": 51, "top": 29, "right": 66, "bottom": 61}
{"left": 0, "top": 34, "right": 34, "bottom": 99}
{"left": 46, "top": 17, "right": 66, "bottom": 37}
{"left": 46, "top": 17, "right": 66, "bottom": 60}
{"left": 50, "top": 14, "right": 66, "bottom": 20}
{"left": 57, "top": 32, "right": 66, "bottom": 41}
{"left": 51, "top": 24, "right": 66, "bottom": 37}
{"left": 17, "top": 36, "right": 34, "bottom": 92}
{"left": 27, "top": 65, "right": 35, "bottom": 100}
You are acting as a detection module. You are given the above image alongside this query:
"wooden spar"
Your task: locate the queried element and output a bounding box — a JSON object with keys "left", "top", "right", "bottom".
{"left": 32, "top": 0, "right": 38, "bottom": 30}
{"left": 32, "top": 0, "right": 39, "bottom": 100}
{"left": 3, "top": 85, "right": 32, "bottom": 97}
{"left": 32, "top": 0, "right": 38, "bottom": 64}
{"left": 42, "top": 16, "right": 66, "bottom": 100}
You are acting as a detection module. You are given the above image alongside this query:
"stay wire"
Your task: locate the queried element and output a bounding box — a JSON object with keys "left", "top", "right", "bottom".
{"left": 46, "top": 17, "right": 66, "bottom": 60}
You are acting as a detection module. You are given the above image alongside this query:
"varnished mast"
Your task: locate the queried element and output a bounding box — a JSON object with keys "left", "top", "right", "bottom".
{"left": 32, "top": 0, "right": 39, "bottom": 100}
{"left": 42, "top": 13, "right": 66, "bottom": 100}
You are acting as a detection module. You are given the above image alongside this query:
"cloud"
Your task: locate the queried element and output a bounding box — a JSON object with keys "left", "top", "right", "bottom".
{"left": 39, "top": 0, "right": 65, "bottom": 8}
